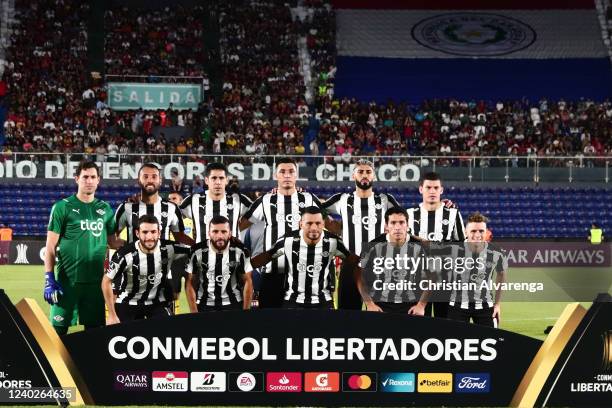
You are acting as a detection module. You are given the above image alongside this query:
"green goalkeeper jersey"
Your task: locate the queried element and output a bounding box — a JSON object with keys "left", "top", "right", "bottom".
{"left": 47, "top": 195, "right": 116, "bottom": 284}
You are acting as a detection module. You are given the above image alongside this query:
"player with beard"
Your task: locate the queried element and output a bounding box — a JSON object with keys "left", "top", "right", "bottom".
{"left": 250, "top": 207, "right": 358, "bottom": 309}
{"left": 321, "top": 159, "right": 401, "bottom": 310}
{"left": 239, "top": 158, "right": 321, "bottom": 308}
{"left": 102, "top": 215, "right": 190, "bottom": 323}
{"left": 186, "top": 216, "right": 253, "bottom": 312}
{"left": 114, "top": 163, "right": 193, "bottom": 246}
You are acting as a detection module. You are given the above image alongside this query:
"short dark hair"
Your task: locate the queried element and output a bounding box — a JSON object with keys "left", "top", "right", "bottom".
{"left": 209, "top": 215, "right": 230, "bottom": 227}
{"left": 276, "top": 157, "right": 297, "bottom": 169}
{"left": 419, "top": 172, "right": 442, "bottom": 186}
{"left": 75, "top": 160, "right": 99, "bottom": 177}
{"left": 467, "top": 212, "right": 489, "bottom": 224}
{"left": 384, "top": 207, "right": 408, "bottom": 223}
{"left": 138, "top": 214, "right": 160, "bottom": 228}
{"left": 205, "top": 162, "right": 227, "bottom": 177}
{"left": 301, "top": 206, "right": 323, "bottom": 217}
{"left": 138, "top": 162, "right": 161, "bottom": 176}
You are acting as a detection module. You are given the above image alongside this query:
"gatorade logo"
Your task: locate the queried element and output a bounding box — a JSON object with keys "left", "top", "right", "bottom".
{"left": 81, "top": 219, "right": 105, "bottom": 237}
{"left": 417, "top": 373, "right": 453, "bottom": 393}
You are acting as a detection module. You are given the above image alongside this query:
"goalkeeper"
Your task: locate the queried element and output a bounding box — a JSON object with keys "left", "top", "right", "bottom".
{"left": 43, "top": 161, "right": 124, "bottom": 335}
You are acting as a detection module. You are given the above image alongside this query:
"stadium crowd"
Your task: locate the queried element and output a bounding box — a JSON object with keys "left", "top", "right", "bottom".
{"left": 1, "top": 0, "right": 611, "bottom": 164}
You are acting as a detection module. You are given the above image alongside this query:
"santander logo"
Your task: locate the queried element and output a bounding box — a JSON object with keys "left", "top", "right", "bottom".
{"left": 266, "top": 372, "right": 301, "bottom": 392}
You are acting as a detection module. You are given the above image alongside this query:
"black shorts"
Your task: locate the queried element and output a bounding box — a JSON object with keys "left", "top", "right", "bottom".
{"left": 198, "top": 302, "right": 243, "bottom": 312}
{"left": 447, "top": 305, "right": 498, "bottom": 328}
{"left": 375, "top": 301, "right": 417, "bottom": 314}
{"left": 282, "top": 299, "right": 334, "bottom": 310}
{"left": 115, "top": 302, "right": 173, "bottom": 323}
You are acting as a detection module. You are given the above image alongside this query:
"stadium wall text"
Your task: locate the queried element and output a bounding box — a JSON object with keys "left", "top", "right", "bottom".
{"left": 0, "top": 160, "right": 421, "bottom": 181}
{"left": 107, "top": 83, "right": 202, "bottom": 111}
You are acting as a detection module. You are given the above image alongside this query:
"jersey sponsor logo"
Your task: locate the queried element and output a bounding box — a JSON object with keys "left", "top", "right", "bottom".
{"left": 276, "top": 213, "right": 300, "bottom": 224}
{"left": 297, "top": 262, "right": 323, "bottom": 277}
{"left": 227, "top": 203, "right": 234, "bottom": 210}
{"left": 80, "top": 218, "right": 105, "bottom": 237}
{"left": 14, "top": 244, "right": 29, "bottom": 264}
{"left": 442, "top": 219, "right": 450, "bottom": 226}
{"left": 352, "top": 215, "right": 378, "bottom": 230}
{"left": 139, "top": 272, "right": 162, "bottom": 285}
{"left": 96, "top": 209, "right": 106, "bottom": 216}
{"left": 427, "top": 232, "right": 444, "bottom": 241}
{"left": 72, "top": 208, "right": 80, "bottom": 214}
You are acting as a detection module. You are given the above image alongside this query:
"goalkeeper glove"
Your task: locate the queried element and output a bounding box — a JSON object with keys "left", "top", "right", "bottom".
{"left": 43, "top": 272, "right": 63, "bottom": 305}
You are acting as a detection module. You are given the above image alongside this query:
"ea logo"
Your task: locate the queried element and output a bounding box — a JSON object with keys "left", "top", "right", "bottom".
{"left": 427, "top": 232, "right": 444, "bottom": 241}
{"left": 80, "top": 219, "right": 104, "bottom": 237}
{"left": 297, "top": 262, "right": 323, "bottom": 277}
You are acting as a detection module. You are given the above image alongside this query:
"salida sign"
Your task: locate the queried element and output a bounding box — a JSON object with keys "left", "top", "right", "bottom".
{"left": 0, "top": 160, "right": 421, "bottom": 181}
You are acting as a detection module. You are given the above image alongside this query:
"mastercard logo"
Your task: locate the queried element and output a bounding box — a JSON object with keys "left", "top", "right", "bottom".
{"left": 348, "top": 375, "right": 371, "bottom": 390}
{"left": 342, "top": 372, "right": 377, "bottom": 392}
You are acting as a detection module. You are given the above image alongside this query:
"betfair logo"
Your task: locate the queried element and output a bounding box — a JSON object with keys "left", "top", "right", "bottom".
{"left": 417, "top": 373, "right": 452, "bottom": 393}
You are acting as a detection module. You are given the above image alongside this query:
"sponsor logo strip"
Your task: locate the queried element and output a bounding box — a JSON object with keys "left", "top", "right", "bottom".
{"left": 380, "top": 373, "right": 415, "bottom": 393}
{"left": 455, "top": 373, "right": 490, "bottom": 393}
{"left": 417, "top": 373, "right": 453, "bottom": 393}
{"left": 152, "top": 371, "right": 188, "bottom": 392}
{"left": 266, "top": 372, "right": 302, "bottom": 393}
{"left": 304, "top": 372, "right": 340, "bottom": 392}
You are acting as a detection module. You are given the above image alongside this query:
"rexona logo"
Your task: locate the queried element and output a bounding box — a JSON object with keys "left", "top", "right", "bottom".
{"left": 455, "top": 373, "right": 490, "bottom": 393}
{"left": 113, "top": 371, "right": 149, "bottom": 391}
{"left": 152, "top": 371, "right": 188, "bottom": 392}
{"left": 229, "top": 372, "right": 264, "bottom": 392}
{"left": 266, "top": 372, "right": 302, "bottom": 392}
{"left": 342, "top": 373, "right": 377, "bottom": 392}
{"left": 380, "top": 373, "right": 415, "bottom": 393}
{"left": 190, "top": 372, "right": 226, "bottom": 392}
{"left": 417, "top": 373, "right": 453, "bottom": 393}
{"left": 304, "top": 372, "right": 339, "bottom": 392}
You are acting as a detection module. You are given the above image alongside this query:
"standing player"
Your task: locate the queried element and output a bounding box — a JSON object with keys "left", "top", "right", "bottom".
{"left": 114, "top": 163, "right": 193, "bottom": 246}
{"left": 186, "top": 216, "right": 253, "bottom": 312}
{"left": 179, "top": 163, "right": 252, "bottom": 243}
{"left": 321, "top": 159, "right": 401, "bottom": 310}
{"left": 239, "top": 157, "right": 322, "bottom": 308}
{"left": 43, "top": 161, "right": 123, "bottom": 335}
{"left": 251, "top": 207, "right": 359, "bottom": 309}
{"left": 357, "top": 207, "right": 429, "bottom": 315}
{"left": 407, "top": 172, "right": 465, "bottom": 318}
{"left": 102, "top": 215, "right": 190, "bottom": 323}
{"left": 446, "top": 213, "right": 506, "bottom": 327}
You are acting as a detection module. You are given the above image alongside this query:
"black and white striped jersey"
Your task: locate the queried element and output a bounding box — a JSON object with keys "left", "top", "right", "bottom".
{"left": 407, "top": 203, "right": 465, "bottom": 242}
{"left": 268, "top": 230, "right": 349, "bottom": 304}
{"left": 187, "top": 240, "right": 252, "bottom": 307}
{"left": 322, "top": 192, "right": 400, "bottom": 255}
{"left": 180, "top": 191, "right": 252, "bottom": 243}
{"left": 114, "top": 197, "right": 184, "bottom": 243}
{"left": 360, "top": 234, "right": 428, "bottom": 304}
{"left": 107, "top": 240, "right": 190, "bottom": 306}
{"left": 446, "top": 243, "right": 508, "bottom": 310}
{"left": 244, "top": 191, "right": 321, "bottom": 274}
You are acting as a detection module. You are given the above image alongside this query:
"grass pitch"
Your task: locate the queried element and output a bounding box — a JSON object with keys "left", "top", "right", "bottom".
{"left": 0, "top": 265, "right": 599, "bottom": 340}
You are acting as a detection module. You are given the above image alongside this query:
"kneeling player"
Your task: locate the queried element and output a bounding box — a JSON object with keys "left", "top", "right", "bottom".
{"left": 186, "top": 216, "right": 253, "bottom": 312}
{"left": 447, "top": 213, "right": 506, "bottom": 328}
{"left": 357, "top": 207, "right": 429, "bottom": 315}
{"left": 251, "top": 207, "right": 359, "bottom": 309}
{"left": 102, "top": 215, "right": 190, "bottom": 324}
